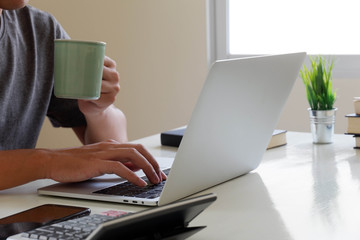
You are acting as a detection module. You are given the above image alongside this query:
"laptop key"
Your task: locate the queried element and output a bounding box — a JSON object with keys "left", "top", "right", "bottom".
{"left": 93, "top": 169, "right": 170, "bottom": 199}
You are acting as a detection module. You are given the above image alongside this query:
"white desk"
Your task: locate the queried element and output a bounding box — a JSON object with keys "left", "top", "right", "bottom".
{"left": 1, "top": 132, "right": 360, "bottom": 239}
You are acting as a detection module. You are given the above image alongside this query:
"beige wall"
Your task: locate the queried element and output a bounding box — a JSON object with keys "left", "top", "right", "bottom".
{"left": 31, "top": 0, "right": 359, "bottom": 149}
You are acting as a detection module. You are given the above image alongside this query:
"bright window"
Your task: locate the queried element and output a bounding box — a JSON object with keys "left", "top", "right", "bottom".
{"left": 209, "top": 0, "right": 360, "bottom": 78}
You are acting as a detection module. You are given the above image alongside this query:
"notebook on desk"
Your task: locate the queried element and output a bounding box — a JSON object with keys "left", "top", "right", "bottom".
{"left": 38, "top": 52, "right": 306, "bottom": 206}
{"left": 161, "top": 127, "right": 287, "bottom": 149}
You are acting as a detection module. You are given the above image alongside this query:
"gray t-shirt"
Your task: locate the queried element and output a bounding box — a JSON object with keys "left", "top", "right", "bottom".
{"left": 0, "top": 5, "right": 86, "bottom": 150}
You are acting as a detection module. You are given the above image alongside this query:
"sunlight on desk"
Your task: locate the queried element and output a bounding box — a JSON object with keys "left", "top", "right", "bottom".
{"left": 1, "top": 132, "right": 360, "bottom": 239}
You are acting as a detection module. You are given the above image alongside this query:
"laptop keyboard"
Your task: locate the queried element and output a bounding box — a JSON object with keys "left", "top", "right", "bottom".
{"left": 16, "top": 211, "right": 130, "bottom": 240}
{"left": 93, "top": 169, "right": 170, "bottom": 199}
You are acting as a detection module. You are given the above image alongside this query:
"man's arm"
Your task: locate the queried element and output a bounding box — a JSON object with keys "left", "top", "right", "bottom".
{"left": 73, "top": 106, "right": 128, "bottom": 145}
{"left": 0, "top": 142, "right": 165, "bottom": 190}
{"left": 0, "top": 56, "right": 167, "bottom": 191}
{"left": 74, "top": 56, "right": 128, "bottom": 144}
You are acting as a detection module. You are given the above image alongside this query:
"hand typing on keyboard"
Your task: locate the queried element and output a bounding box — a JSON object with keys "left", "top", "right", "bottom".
{"left": 94, "top": 169, "right": 170, "bottom": 199}
{"left": 0, "top": 142, "right": 167, "bottom": 191}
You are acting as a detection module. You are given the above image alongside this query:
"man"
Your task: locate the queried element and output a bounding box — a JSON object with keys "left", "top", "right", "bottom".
{"left": 0, "top": 0, "right": 165, "bottom": 190}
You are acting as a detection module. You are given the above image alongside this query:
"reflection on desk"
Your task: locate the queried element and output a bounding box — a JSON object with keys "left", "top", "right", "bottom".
{"left": 190, "top": 172, "right": 292, "bottom": 239}
{"left": 1, "top": 132, "right": 360, "bottom": 239}
{"left": 257, "top": 132, "right": 360, "bottom": 240}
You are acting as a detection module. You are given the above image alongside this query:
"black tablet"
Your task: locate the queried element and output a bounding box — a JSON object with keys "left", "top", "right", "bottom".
{"left": 89, "top": 193, "right": 217, "bottom": 240}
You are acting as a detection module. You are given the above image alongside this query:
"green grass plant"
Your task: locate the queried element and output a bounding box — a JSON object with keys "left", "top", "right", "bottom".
{"left": 300, "top": 56, "right": 336, "bottom": 110}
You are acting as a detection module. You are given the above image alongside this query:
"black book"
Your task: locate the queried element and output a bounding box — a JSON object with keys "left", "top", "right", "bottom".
{"left": 160, "top": 127, "right": 186, "bottom": 147}
{"left": 161, "top": 127, "right": 287, "bottom": 149}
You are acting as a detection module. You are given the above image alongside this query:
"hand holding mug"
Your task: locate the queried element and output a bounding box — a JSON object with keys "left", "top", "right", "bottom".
{"left": 77, "top": 56, "right": 120, "bottom": 116}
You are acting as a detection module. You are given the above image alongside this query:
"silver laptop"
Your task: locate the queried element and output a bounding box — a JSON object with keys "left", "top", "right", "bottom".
{"left": 38, "top": 52, "right": 306, "bottom": 206}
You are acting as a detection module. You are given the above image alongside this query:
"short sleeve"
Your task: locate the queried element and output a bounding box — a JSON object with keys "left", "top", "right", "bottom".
{"left": 44, "top": 11, "right": 86, "bottom": 128}
{"left": 47, "top": 92, "right": 86, "bottom": 128}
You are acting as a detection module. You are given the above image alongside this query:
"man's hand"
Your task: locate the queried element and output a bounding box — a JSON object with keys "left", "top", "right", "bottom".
{"left": 77, "top": 56, "right": 120, "bottom": 116}
{"left": 45, "top": 141, "right": 167, "bottom": 186}
{"left": 0, "top": 141, "right": 167, "bottom": 190}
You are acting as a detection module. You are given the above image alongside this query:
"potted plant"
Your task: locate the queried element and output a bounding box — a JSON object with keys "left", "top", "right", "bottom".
{"left": 300, "top": 56, "right": 337, "bottom": 143}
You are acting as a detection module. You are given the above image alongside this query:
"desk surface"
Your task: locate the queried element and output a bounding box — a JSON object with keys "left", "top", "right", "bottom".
{"left": 1, "top": 132, "right": 360, "bottom": 240}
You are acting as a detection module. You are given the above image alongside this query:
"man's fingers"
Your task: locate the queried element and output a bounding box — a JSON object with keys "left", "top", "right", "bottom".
{"left": 75, "top": 142, "right": 165, "bottom": 184}
{"left": 102, "top": 56, "right": 119, "bottom": 85}
{"left": 97, "top": 146, "right": 161, "bottom": 184}
{"left": 100, "top": 161, "right": 147, "bottom": 187}
{"left": 103, "top": 56, "right": 116, "bottom": 68}
{"left": 130, "top": 144, "right": 164, "bottom": 181}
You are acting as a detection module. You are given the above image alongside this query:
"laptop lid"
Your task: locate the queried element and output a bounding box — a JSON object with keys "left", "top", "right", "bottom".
{"left": 38, "top": 52, "right": 306, "bottom": 206}
{"left": 158, "top": 52, "right": 306, "bottom": 205}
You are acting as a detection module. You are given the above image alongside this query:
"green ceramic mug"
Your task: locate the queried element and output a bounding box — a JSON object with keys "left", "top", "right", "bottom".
{"left": 54, "top": 39, "right": 106, "bottom": 99}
